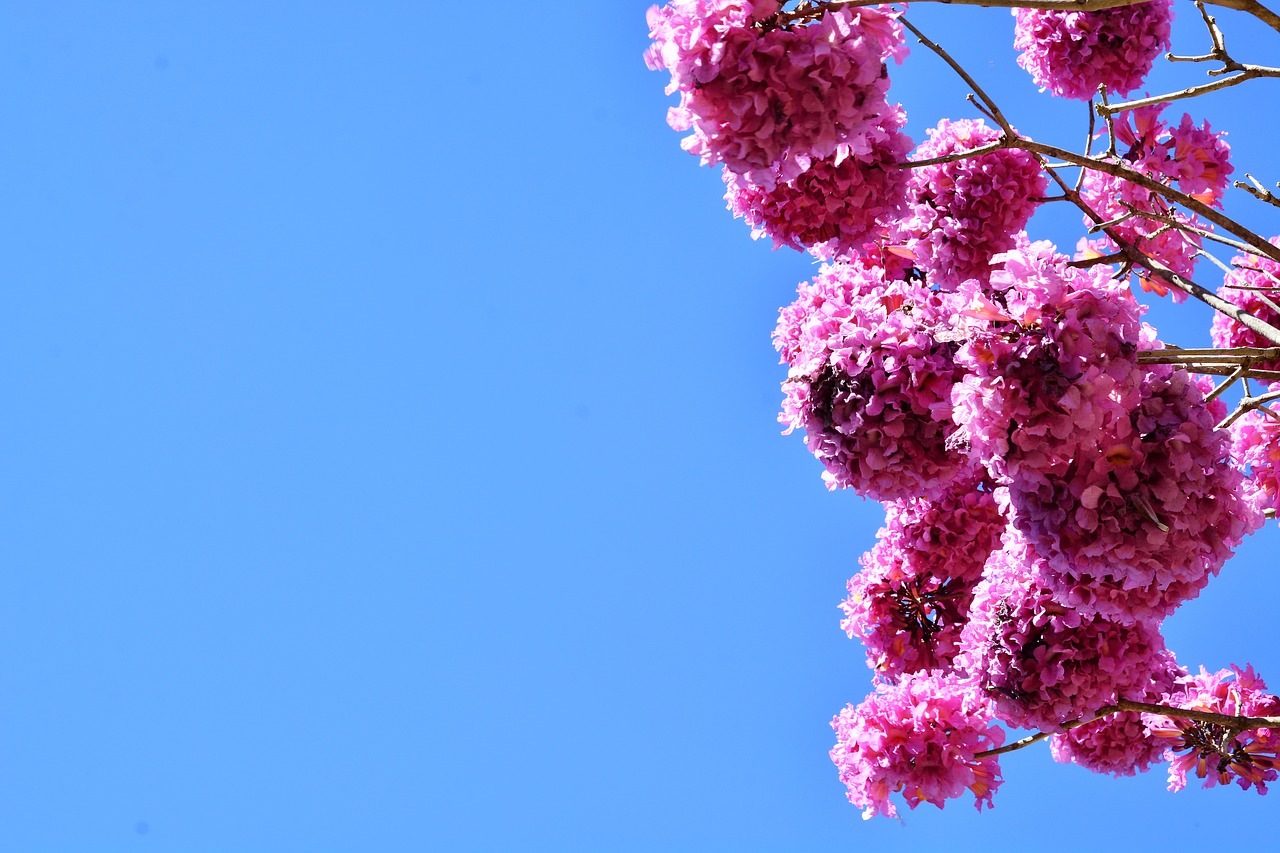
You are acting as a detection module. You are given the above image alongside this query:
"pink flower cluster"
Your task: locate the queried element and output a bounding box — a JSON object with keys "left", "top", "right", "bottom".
{"left": 1012, "top": 361, "right": 1261, "bottom": 623}
{"left": 891, "top": 119, "right": 1045, "bottom": 288}
{"left": 776, "top": 261, "right": 973, "bottom": 501}
{"left": 723, "top": 105, "right": 911, "bottom": 260}
{"left": 830, "top": 672, "right": 1004, "bottom": 819}
{"left": 1229, "top": 384, "right": 1280, "bottom": 516}
{"left": 841, "top": 478, "right": 1003, "bottom": 677}
{"left": 1210, "top": 237, "right": 1280, "bottom": 370}
{"left": 960, "top": 532, "right": 1169, "bottom": 731}
{"left": 1012, "top": 1, "right": 1173, "bottom": 100}
{"left": 1145, "top": 666, "right": 1280, "bottom": 793}
{"left": 1047, "top": 650, "right": 1184, "bottom": 778}
{"left": 1079, "top": 106, "right": 1233, "bottom": 298}
{"left": 645, "top": 2, "right": 907, "bottom": 189}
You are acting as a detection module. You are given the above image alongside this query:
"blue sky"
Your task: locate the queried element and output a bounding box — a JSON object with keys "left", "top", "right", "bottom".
{"left": 0, "top": 3, "right": 1277, "bottom": 851}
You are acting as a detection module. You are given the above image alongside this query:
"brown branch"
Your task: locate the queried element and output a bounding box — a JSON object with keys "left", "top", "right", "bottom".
{"left": 975, "top": 696, "right": 1280, "bottom": 759}
{"left": 1097, "top": 67, "right": 1280, "bottom": 116}
{"left": 1015, "top": 139, "right": 1280, "bottom": 266}
{"left": 1115, "top": 698, "right": 1280, "bottom": 730}
{"left": 1236, "top": 173, "right": 1280, "bottom": 209}
{"left": 766, "top": 0, "right": 1280, "bottom": 35}
{"left": 1220, "top": 389, "right": 1280, "bottom": 428}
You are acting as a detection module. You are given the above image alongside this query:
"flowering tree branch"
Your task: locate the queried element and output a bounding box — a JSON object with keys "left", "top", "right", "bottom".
{"left": 974, "top": 699, "right": 1280, "bottom": 759}
{"left": 648, "top": 0, "right": 1280, "bottom": 817}
{"left": 896, "top": 15, "right": 1280, "bottom": 344}
{"left": 1097, "top": 1, "right": 1280, "bottom": 115}
{"left": 768, "top": 0, "right": 1280, "bottom": 35}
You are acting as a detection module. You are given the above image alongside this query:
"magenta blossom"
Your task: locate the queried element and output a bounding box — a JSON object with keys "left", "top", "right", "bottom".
{"left": 1078, "top": 106, "right": 1232, "bottom": 299}
{"left": 1211, "top": 237, "right": 1280, "bottom": 370}
{"left": 1008, "top": 361, "right": 1263, "bottom": 623}
{"left": 1050, "top": 650, "right": 1185, "bottom": 777}
{"left": 778, "top": 262, "right": 975, "bottom": 501}
{"left": 646, "top": 2, "right": 908, "bottom": 189}
{"left": 1229, "top": 383, "right": 1280, "bottom": 517}
{"left": 959, "top": 532, "right": 1169, "bottom": 731}
{"left": 830, "top": 671, "right": 1004, "bottom": 819}
{"left": 1144, "top": 665, "right": 1280, "bottom": 794}
{"left": 841, "top": 478, "right": 1004, "bottom": 677}
{"left": 892, "top": 118, "right": 1045, "bottom": 289}
{"left": 724, "top": 105, "right": 912, "bottom": 260}
{"left": 1012, "top": 2, "right": 1172, "bottom": 100}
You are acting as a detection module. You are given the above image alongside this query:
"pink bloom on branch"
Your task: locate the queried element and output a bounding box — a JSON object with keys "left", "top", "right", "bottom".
{"left": 892, "top": 118, "right": 1045, "bottom": 289}
{"left": 841, "top": 478, "right": 1004, "bottom": 678}
{"left": 1210, "top": 237, "right": 1280, "bottom": 370}
{"left": 645, "top": 2, "right": 908, "bottom": 189}
{"left": 1012, "top": 1, "right": 1173, "bottom": 101}
{"left": 777, "top": 263, "right": 975, "bottom": 501}
{"left": 1050, "top": 650, "right": 1185, "bottom": 777}
{"left": 830, "top": 672, "right": 1004, "bottom": 819}
{"left": 1144, "top": 665, "right": 1280, "bottom": 794}
{"left": 1078, "top": 106, "right": 1232, "bottom": 299}
{"left": 1229, "top": 383, "right": 1280, "bottom": 517}
{"left": 959, "top": 532, "right": 1169, "bottom": 732}
{"left": 1009, "top": 361, "right": 1263, "bottom": 623}
{"left": 723, "top": 105, "right": 912, "bottom": 260}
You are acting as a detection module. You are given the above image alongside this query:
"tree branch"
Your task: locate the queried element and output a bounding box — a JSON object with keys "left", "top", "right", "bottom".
{"left": 974, "top": 697, "right": 1280, "bottom": 759}
{"left": 767, "top": 0, "right": 1280, "bottom": 35}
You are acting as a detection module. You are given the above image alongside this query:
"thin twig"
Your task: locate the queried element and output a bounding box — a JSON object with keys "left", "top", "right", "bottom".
{"left": 1236, "top": 173, "right": 1280, "bottom": 209}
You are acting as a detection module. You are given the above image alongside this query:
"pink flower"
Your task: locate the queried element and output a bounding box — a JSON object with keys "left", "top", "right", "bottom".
{"left": 723, "top": 105, "right": 912, "bottom": 260}
{"left": 949, "top": 239, "right": 1145, "bottom": 481}
{"left": 959, "top": 532, "right": 1169, "bottom": 731}
{"left": 1229, "top": 383, "right": 1280, "bottom": 516}
{"left": 646, "top": 2, "right": 908, "bottom": 189}
{"left": 830, "top": 671, "right": 1004, "bottom": 819}
{"left": 892, "top": 119, "right": 1045, "bottom": 289}
{"left": 777, "top": 262, "right": 975, "bottom": 501}
{"left": 1144, "top": 665, "right": 1280, "bottom": 793}
{"left": 1010, "top": 362, "right": 1263, "bottom": 623}
{"left": 1078, "top": 107, "right": 1232, "bottom": 299}
{"left": 1210, "top": 237, "right": 1280, "bottom": 370}
{"left": 1012, "top": 2, "right": 1173, "bottom": 101}
{"left": 1050, "top": 650, "right": 1185, "bottom": 777}
{"left": 841, "top": 478, "right": 1004, "bottom": 677}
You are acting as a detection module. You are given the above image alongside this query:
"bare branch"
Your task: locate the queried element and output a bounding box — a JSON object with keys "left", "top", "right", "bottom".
{"left": 766, "top": 0, "right": 1280, "bottom": 35}
{"left": 1236, "top": 173, "right": 1280, "bottom": 209}
{"left": 1097, "top": 67, "right": 1280, "bottom": 115}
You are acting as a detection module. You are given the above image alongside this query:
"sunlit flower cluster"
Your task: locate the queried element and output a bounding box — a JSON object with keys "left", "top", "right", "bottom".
{"left": 646, "top": 2, "right": 907, "bottom": 189}
{"left": 776, "top": 263, "right": 973, "bottom": 501}
{"left": 960, "top": 532, "right": 1169, "bottom": 731}
{"left": 891, "top": 119, "right": 1046, "bottom": 288}
{"left": 1012, "top": 2, "right": 1173, "bottom": 100}
{"left": 1145, "top": 666, "right": 1280, "bottom": 794}
{"left": 841, "top": 478, "right": 1003, "bottom": 677}
{"left": 830, "top": 671, "right": 1004, "bottom": 819}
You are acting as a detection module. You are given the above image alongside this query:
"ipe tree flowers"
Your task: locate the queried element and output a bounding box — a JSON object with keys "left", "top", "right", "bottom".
{"left": 648, "top": 0, "right": 1280, "bottom": 820}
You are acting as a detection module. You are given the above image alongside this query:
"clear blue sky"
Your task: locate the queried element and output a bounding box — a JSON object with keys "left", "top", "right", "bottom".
{"left": 0, "top": 3, "right": 1276, "bottom": 851}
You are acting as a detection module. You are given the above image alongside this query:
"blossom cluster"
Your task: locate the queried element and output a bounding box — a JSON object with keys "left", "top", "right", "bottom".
{"left": 1210, "top": 238, "right": 1280, "bottom": 367}
{"left": 1145, "top": 666, "right": 1280, "bottom": 793}
{"left": 1012, "top": 2, "right": 1173, "bottom": 101}
{"left": 891, "top": 119, "right": 1046, "bottom": 289}
{"left": 1079, "top": 106, "right": 1233, "bottom": 298}
{"left": 648, "top": 0, "right": 1277, "bottom": 822}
